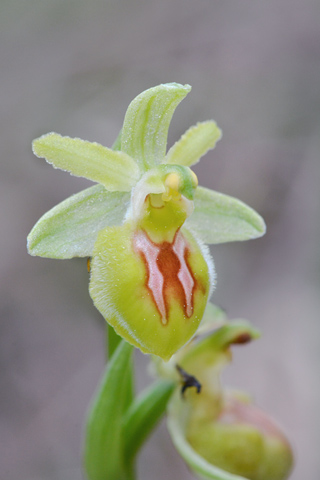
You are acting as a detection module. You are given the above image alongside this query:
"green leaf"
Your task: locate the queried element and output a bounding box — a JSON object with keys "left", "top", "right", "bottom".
{"left": 167, "top": 391, "right": 248, "bottom": 480}
{"left": 27, "top": 184, "right": 130, "bottom": 258}
{"left": 84, "top": 340, "right": 134, "bottom": 480}
{"left": 164, "top": 121, "right": 222, "bottom": 167}
{"left": 123, "top": 380, "right": 175, "bottom": 464}
{"left": 121, "top": 83, "right": 191, "bottom": 171}
{"left": 186, "top": 186, "right": 266, "bottom": 244}
{"left": 33, "top": 133, "right": 140, "bottom": 191}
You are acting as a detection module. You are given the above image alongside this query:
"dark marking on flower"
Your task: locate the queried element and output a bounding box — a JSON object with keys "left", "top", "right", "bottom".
{"left": 176, "top": 364, "right": 201, "bottom": 397}
{"left": 232, "top": 333, "right": 252, "bottom": 345}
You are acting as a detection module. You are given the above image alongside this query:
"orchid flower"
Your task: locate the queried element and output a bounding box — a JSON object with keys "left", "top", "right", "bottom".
{"left": 164, "top": 313, "right": 293, "bottom": 480}
{"left": 27, "top": 83, "right": 265, "bottom": 360}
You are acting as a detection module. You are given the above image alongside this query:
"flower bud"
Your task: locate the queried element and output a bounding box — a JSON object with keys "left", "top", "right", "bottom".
{"left": 166, "top": 322, "right": 293, "bottom": 480}
{"left": 187, "top": 393, "right": 293, "bottom": 480}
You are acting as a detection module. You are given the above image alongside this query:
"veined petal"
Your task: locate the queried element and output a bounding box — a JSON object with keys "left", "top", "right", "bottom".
{"left": 186, "top": 186, "right": 266, "bottom": 244}
{"left": 27, "top": 184, "right": 130, "bottom": 259}
{"left": 164, "top": 121, "right": 222, "bottom": 167}
{"left": 32, "top": 133, "right": 140, "bottom": 191}
{"left": 121, "top": 83, "right": 191, "bottom": 171}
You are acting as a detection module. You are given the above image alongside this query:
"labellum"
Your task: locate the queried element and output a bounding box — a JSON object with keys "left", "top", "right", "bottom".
{"left": 89, "top": 166, "right": 214, "bottom": 360}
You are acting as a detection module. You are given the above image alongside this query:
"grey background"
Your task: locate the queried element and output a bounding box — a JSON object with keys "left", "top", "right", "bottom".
{"left": 1, "top": 0, "right": 320, "bottom": 479}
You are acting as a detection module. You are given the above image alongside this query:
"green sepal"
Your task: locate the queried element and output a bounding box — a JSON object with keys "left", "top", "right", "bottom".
{"left": 27, "top": 184, "right": 130, "bottom": 258}
{"left": 164, "top": 121, "right": 222, "bottom": 167}
{"left": 123, "top": 379, "right": 175, "bottom": 464}
{"left": 121, "top": 83, "right": 191, "bottom": 171}
{"left": 33, "top": 133, "right": 140, "bottom": 191}
{"left": 84, "top": 340, "right": 133, "bottom": 480}
{"left": 167, "top": 393, "right": 247, "bottom": 480}
{"left": 186, "top": 186, "right": 266, "bottom": 244}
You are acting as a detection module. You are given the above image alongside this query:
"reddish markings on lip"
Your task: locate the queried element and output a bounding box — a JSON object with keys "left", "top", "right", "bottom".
{"left": 172, "top": 233, "right": 194, "bottom": 317}
{"left": 133, "top": 230, "right": 196, "bottom": 325}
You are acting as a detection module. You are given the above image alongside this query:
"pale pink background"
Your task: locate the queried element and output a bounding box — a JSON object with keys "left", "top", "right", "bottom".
{"left": 1, "top": 1, "right": 320, "bottom": 479}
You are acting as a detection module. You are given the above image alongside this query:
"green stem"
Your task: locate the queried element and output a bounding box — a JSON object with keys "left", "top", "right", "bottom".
{"left": 107, "top": 324, "right": 122, "bottom": 358}
{"left": 107, "top": 324, "right": 135, "bottom": 411}
{"left": 84, "top": 340, "right": 134, "bottom": 480}
{"left": 124, "top": 462, "right": 137, "bottom": 480}
{"left": 123, "top": 379, "right": 175, "bottom": 464}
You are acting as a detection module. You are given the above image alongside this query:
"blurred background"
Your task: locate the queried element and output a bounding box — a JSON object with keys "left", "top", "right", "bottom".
{"left": 1, "top": 0, "right": 320, "bottom": 479}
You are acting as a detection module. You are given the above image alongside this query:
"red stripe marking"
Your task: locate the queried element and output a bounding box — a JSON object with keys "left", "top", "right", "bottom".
{"left": 133, "top": 230, "right": 196, "bottom": 325}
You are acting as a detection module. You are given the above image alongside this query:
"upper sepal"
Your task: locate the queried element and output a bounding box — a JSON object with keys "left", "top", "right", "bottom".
{"left": 121, "top": 83, "right": 191, "bottom": 171}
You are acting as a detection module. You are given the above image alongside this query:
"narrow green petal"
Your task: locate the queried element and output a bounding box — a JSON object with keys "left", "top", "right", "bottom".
{"left": 33, "top": 133, "right": 140, "bottom": 191}
{"left": 167, "top": 392, "right": 247, "bottom": 480}
{"left": 84, "top": 340, "right": 133, "bottom": 480}
{"left": 186, "top": 186, "right": 266, "bottom": 244}
{"left": 121, "top": 83, "right": 191, "bottom": 171}
{"left": 164, "top": 121, "right": 222, "bottom": 167}
{"left": 27, "top": 184, "right": 130, "bottom": 259}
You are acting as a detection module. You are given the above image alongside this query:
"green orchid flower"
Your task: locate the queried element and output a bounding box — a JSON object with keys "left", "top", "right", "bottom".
{"left": 27, "top": 83, "right": 266, "bottom": 360}
{"left": 165, "top": 317, "right": 293, "bottom": 480}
